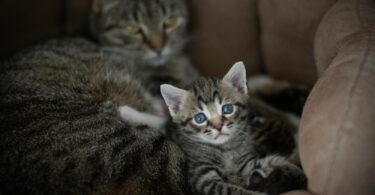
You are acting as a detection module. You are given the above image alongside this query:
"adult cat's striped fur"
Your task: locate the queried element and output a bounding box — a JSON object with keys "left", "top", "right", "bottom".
{"left": 0, "top": 38, "right": 188, "bottom": 195}
{"left": 0, "top": 0, "right": 198, "bottom": 193}
{"left": 161, "top": 62, "right": 306, "bottom": 195}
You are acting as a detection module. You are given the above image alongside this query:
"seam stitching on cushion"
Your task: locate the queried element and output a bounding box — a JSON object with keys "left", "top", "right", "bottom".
{"left": 324, "top": 0, "right": 372, "bottom": 193}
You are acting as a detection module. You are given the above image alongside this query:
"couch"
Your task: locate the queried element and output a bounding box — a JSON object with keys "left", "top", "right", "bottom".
{"left": 0, "top": 0, "right": 374, "bottom": 194}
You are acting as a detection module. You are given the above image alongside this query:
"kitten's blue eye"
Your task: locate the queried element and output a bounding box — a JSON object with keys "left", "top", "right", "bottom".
{"left": 194, "top": 113, "right": 207, "bottom": 124}
{"left": 222, "top": 104, "right": 234, "bottom": 115}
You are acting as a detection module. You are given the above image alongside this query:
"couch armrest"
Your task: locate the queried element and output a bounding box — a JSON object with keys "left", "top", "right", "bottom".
{"left": 294, "top": 0, "right": 375, "bottom": 195}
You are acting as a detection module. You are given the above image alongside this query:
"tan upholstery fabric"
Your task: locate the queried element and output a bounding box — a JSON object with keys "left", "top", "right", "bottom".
{"left": 258, "top": 0, "right": 337, "bottom": 85}
{"left": 298, "top": 0, "right": 375, "bottom": 194}
{"left": 188, "top": 0, "right": 262, "bottom": 77}
{"left": 314, "top": 0, "right": 375, "bottom": 74}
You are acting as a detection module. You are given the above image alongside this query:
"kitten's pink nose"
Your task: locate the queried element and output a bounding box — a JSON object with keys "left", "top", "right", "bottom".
{"left": 213, "top": 123, "right": 223, "bottom": 131}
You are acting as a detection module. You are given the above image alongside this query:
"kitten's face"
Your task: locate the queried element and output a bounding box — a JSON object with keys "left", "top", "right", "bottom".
{"left": 161, "top": 62, "right": 249, "bottom": 145}
{"left": 176, "top": 82, "right": 247, "bottom": 145}
{"left": 91, "top": 0, "right": 189, "bottom": 66}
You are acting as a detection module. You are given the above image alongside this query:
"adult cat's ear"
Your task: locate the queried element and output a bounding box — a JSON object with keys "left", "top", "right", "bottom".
{"left": 160, "top": 84, "right": 188, "bottom": 117}
{"left": 223, "top": 61, "right": 248, "bottom": 94}
{"left": 92, "top": 0, "right": 119, "bottom": 15}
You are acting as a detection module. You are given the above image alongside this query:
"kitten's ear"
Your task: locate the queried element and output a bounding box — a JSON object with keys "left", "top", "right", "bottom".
{"left": 92, "top": 0, "right": 119, "bottom": 15}
{"left": 160, "top": 84, "right": 188, "bottom": 117}
{"left": 223, "top": 61, "right": 248, "bottom": 94}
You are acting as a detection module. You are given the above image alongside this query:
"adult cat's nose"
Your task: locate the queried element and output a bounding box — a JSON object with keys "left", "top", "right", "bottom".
{"left": 148, "top": 34, "right": 164, "bottom": 54}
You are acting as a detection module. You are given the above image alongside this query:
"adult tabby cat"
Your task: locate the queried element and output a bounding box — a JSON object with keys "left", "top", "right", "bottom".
{"left": 90, "top": 0, "right": 198, "bottom": 96}
{"left": 161, "top": 62, "right": 306, "bottom": 195}
{"left": 0, "top": 0, "right": 198, "bottom": 193}
{"left": 0, "top": 38, "right": 188, "bottom": 195}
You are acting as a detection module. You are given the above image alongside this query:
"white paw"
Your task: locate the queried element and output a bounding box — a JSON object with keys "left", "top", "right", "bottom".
{"left": 118, "top": 105, "right": 166, "bottom": 129}
{"left": 118, "top": 105, "right": 136, "bottom": 119}
{"left": 151, "top": 98, "right": 166, "bottom": 117}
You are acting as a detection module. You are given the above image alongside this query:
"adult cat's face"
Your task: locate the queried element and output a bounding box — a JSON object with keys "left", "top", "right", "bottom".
{"left": 91, "top": 0, "right": 189, "bottom": 66}
{"left": 161, "top": 62, "right": 249, "bottom": 145}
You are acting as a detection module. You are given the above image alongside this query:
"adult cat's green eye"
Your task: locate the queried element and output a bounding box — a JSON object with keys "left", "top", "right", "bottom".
{"left": 222, "top": 104, "right": 234, "bottom": 115}
{"left": 194, "top": 113, "right": 207, "bottom": 124}
{"left": 164, "top": 17, "right": 178, "bottom": 28}
{"left": 126, "top": 26, "right": 140, "bottom": 34}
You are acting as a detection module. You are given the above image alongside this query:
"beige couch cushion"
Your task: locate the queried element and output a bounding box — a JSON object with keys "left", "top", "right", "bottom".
{"left": 258, "top": 0, "right": 337, "bottom": 85}
{"left": 298, "top": 0, "right": 375, "bottom": 194}
{"left": 188, "top": 0, "right": 262, "bottom": 77}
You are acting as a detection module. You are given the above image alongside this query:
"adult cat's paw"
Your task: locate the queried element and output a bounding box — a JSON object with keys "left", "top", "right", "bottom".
{"left": 118, "top": 105, "right": 166, "bottom": 129}
{"left": 247, "top": 157, "right": 307, "bottom": 195}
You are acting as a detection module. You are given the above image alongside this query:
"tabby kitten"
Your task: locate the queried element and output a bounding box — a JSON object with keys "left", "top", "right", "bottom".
{"left": 161, "top": 62, "right": 306, "bottom": 195}
{"left": 0, "top": 38, "right": 188, "bottom": 195}
{"left": 90, "top": 0, "right": 198, "bottom": 95}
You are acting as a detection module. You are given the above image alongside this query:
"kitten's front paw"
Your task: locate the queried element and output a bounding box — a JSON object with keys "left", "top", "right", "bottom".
{"left": 247, "top": 158, "right": 307, "bottom": 194}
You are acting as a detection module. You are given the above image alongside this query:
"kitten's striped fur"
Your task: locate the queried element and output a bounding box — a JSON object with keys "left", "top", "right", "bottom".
{"left": 0, "top": 38, "right": 188, "bottom": 194}
{"left": 161, "top": 62, "right": 306, "bottom": 195}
